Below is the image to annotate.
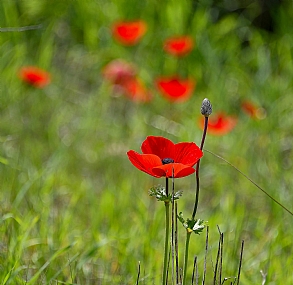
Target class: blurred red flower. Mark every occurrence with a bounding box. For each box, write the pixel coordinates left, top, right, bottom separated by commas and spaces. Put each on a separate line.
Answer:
241, 100, 258, 118
163, 36, 194, 56
112, 20, 147, 46
156, 76, 195, 102
123, 78, 152, 103
200, 112, 237, 135
127, 136, 203, 178
102, 60, 151, 103
102, 59, 136, 85
241, 100, 266, 119
19, 66, 51, 88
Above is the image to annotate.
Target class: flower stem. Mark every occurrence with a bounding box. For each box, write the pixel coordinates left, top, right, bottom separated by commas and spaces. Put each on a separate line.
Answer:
182, 231, 192, 285
192, 116, 209, 220
163, 179, 170, 285
163, 201, 170, 285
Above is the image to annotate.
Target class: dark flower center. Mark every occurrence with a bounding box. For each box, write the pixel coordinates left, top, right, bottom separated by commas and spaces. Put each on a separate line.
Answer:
162, 158, 174, 165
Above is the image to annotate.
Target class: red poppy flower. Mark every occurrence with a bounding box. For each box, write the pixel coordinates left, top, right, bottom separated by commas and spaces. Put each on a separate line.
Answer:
123, 78, 152, 103
156, 76, 195, 102
19, 66, 51, 88
112, 20, 147, 46
241, 100, 266, 119
127, 136, 203, 178
199, 112, 237, 135
163, 36, 194, 56
102, 59, 136, 85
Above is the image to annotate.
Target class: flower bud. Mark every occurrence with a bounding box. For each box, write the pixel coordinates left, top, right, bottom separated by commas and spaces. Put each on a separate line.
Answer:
201, 98, 212, 117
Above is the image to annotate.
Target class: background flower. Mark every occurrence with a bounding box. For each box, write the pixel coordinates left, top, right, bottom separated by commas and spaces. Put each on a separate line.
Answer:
19, 66, 51, 88
112, 20, 147, 45
122, 78, 152, 103
102, 59, 136, 85
241, 100, 266, 119
163, 36, 194, 56
156, 76, 195, 102
200, 112, 237, 135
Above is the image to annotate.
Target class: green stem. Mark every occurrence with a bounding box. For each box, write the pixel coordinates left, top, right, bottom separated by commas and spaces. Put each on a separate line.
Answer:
182, 231, 192, 285
163, 201, 170, 285
192, 116, 209, 220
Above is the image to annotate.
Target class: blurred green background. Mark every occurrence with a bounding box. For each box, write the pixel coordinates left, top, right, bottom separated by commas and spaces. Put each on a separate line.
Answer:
1, 0, 293, 284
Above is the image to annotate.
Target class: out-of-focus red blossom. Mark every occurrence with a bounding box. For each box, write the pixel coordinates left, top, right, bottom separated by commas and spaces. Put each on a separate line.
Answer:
163, 36, 194, 56
156, 76, 195, 102
200, 112, 237, 135
102, 59, 136, 85
102, 59, 151, 103
127, 136, 203, 178
123, 78, 152, 103
19, 66, 51, 88
241, 100, 266, 119
112, 20, 147, 46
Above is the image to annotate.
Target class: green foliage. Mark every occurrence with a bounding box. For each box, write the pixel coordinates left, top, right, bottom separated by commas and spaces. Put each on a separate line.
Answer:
177, 212, 205, 235
149, 184, 183, 202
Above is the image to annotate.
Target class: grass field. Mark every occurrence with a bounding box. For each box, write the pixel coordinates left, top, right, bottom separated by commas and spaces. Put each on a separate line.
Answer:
1, 0, 293, 284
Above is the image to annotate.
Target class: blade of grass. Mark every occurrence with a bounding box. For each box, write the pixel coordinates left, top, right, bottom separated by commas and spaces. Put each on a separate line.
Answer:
205, 149, 293, 217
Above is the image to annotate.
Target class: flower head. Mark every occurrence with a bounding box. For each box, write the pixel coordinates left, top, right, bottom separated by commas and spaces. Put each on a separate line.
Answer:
163, 36, 194, 56
199, 112, 237, 135
127, 136, 203, 178
112, 20, 147, 46
201, 98, 212, 117
156, 76, 195, 102
19, 66, 51, 88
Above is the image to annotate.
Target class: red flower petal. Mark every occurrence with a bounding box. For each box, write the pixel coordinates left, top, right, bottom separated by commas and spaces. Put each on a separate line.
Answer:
200, 112, 237, 135
153, 163, 195, 178
163, 36, 194, 56
174, 142, 203, 166
141, 136, 175, 160
127, 150, 162, 177
122, 78, 152, 103
156, 76, 195, 102
112, 20, 147, 46
128, 136, 202, 179
19, 66, 51, 88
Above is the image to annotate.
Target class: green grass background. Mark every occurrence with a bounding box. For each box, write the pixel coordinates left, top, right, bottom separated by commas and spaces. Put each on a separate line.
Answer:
1, 0, 293, 284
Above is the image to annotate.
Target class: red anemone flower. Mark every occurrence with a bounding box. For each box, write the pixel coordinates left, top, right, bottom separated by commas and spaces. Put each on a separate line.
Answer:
127, 136, 203, 178
112, 20, 147, 46
102, 59, 136, 85
163, 36, 194, 56
123, 78, 152, 103
156, 76, 195, 102
19, 66, 51, 88
199, 112, 237, 135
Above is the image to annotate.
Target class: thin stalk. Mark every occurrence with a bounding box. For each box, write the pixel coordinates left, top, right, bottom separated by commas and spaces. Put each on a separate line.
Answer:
192, 116, 208, 220
202, 226, 209, 285
236, 240, 244, 285
175, 202, 179, 285
163, 178, 170, 285
191, 256, 197, 285
205, 149, 293, 217
136, 261, 140, 285
171, 178, 175, 284
182, 231, 192, 285
219, 233, 223, 284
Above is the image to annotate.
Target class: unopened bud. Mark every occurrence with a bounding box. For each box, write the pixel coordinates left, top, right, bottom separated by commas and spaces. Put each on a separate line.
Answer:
201, 98, 212, 117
